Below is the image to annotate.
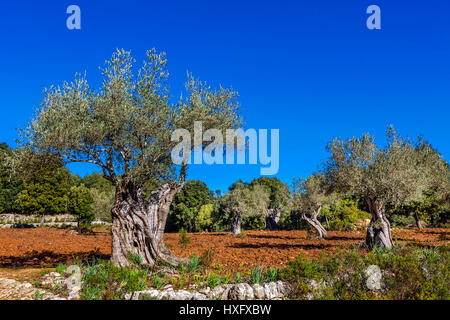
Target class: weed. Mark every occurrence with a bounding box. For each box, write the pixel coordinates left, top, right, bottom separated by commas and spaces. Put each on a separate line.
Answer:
264, 267, 280, 282
249, 266, 264, 284
178, 228, 191, 248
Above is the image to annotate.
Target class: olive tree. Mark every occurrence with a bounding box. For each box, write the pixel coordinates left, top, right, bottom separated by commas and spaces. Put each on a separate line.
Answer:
325, 127, 449, 248
292, 174, 337, 239
222, 184, 270, 236
250, 177, 291, 230
20, 49, 241, 266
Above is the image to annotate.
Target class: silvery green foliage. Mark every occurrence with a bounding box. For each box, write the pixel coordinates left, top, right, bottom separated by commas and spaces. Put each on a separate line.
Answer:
291, 173, 338, 215
324, 126, 449, 209
21, 49, 242, 188
222, 184, 271, 219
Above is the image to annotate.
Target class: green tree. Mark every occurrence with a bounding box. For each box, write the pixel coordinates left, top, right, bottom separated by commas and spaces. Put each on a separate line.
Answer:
15, 154, 70, 222
89, 188, 115, 223
0, 143, 23, 213
168, 180, 214, 232
291, 173, 338, 239
68, 184, 94, 233
324, 126, 449, 248
196, 203, 214, 231
21, 49, 241, 266
322, 198, 370, 231
221, 184, 270, 236
250, 177, 291, 230
83, 172, 114, 194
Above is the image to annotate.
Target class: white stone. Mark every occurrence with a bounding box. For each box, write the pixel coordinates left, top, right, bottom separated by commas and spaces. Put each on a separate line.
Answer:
252, 284, 265, 299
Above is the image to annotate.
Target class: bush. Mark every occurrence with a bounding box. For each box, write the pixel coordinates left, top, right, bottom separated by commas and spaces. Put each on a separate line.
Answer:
196, 204, 214, 231
89, 188, 114, 222
282, 245, 449, 300
178, 228, 191, 248
168, 180, 214, 232
249, 266, 264, 284
200, 248, 215, 269
323, 199, 370, 231
68, 184, 94, 233
81, 260, 148, 300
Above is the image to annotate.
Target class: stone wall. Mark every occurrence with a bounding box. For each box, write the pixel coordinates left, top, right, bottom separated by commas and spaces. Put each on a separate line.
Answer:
127, 281, 293, 300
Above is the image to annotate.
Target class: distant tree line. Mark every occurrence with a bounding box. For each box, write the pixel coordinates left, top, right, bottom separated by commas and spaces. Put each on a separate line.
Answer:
0, 143, 114, 231
1, 126, 449, 240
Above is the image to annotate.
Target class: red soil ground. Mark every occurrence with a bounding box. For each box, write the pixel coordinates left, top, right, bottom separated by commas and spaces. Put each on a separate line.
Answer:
0, 228, 448, 272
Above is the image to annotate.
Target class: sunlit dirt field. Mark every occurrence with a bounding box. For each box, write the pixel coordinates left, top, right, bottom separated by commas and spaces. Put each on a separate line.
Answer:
0, 228, 448, 273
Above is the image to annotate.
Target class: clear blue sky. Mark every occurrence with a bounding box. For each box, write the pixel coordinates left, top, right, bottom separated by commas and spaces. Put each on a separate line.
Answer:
1, 0, 449, 192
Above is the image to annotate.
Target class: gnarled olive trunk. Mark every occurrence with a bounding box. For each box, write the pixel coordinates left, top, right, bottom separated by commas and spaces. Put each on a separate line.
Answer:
265, 208, 281, 230
301, 206, 327, 239
110, 182, 184, 267
231, 212, 242, 236
366, 199, 393, 249
414, 212, 425, 231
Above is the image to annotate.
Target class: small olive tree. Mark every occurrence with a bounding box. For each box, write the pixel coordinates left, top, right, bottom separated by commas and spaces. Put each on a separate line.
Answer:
250, 177, 291, 230
325, 127, 449, 248
222, 184, 270, 236
21, 49, 241, 266
292, 174, 337, 239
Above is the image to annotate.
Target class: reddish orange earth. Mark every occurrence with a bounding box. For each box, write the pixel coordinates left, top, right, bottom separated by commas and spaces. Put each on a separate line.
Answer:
0, 228, 448, 273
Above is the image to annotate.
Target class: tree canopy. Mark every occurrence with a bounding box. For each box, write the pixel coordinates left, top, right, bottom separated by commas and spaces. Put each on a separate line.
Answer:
21, 48, 242, 191
168, 180, 214, 232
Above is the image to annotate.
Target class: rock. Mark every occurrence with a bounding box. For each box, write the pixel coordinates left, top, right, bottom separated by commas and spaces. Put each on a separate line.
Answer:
68, 285, 81, 299
47, 272, 62, 279
228, 284, 247, 300
136, 289, 160, 300
208, 285, 225, 299
129, 281, 291, 301
228, 283, 255, 300
191, 292, 207, 300
305, 279, 326, 300
199, 287, 211, 295
276, 281, 290, 296
365, 265, 382, 291
262, 282, 282, 299
244, 283, 255, 299
252, 284, 265, 299
221, 285, 232, 300
174, 290, 193, 300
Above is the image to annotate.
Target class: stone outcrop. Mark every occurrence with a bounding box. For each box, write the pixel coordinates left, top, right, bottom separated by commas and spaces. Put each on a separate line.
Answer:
129, 281, 293, 300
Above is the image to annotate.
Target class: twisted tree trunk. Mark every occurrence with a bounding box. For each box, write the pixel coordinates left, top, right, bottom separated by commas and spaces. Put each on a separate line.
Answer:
301, 206, 327, 239
366, 198, 393, 249
414, 212, 425, 231
265, 208, 281, 230
231, 212, 242, 236
110, 179, 186, 267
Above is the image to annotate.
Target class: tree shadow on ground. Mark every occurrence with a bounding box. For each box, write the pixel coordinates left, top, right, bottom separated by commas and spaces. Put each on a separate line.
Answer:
326, 235, 362, 241
245, 234, 298, 240
0, 249, 110, 268
229, 242, 337, 250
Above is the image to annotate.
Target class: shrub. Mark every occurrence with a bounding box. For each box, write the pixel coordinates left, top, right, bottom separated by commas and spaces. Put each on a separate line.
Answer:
89, 188, 114, 222
282, 245, 449, 300
264, 267, 280, 282
196, 203, 214, 231
200, 248, 215, 269
80, 260, 148, 300
322, 199, 370, 231
68, 184, 94, 233
249, 266, 264, 284
187, 255, 202, 272
178, 228, 191, 248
